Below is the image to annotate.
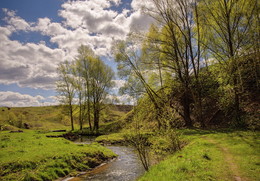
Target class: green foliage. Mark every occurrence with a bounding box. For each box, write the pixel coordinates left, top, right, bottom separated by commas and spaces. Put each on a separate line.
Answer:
57, 45, 115, 132
148, 129, 185, 162
124, 132, 151, 171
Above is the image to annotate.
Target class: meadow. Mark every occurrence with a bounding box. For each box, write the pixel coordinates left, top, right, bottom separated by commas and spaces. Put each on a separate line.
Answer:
0, 105, 259, 181
0, 130, 116, 181
0, 105, 127, 181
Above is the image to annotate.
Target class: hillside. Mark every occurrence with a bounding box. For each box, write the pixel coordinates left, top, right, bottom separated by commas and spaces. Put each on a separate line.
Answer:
0, 104, 131, 131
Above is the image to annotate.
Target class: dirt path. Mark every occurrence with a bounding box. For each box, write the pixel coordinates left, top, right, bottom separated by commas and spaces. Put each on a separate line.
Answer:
204, 137, 247, 181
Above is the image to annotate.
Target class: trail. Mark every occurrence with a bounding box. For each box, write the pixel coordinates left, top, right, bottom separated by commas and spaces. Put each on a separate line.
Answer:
204, 137, 247, 181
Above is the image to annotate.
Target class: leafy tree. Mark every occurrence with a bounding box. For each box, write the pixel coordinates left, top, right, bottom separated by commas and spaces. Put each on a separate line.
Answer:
142, 0, 207, 127
56, 61, 76, 131
198, 0, 258, 124
76, 45, 97, 131
89, 56, 114, 133
57, 45, 114, 133
113, 38, 165, 129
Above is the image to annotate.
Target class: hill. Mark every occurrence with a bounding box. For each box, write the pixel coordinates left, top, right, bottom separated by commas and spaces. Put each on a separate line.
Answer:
0, 104, 131, 131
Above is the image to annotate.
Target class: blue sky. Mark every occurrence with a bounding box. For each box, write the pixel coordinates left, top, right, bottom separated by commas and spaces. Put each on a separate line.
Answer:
0, 0, 153, 107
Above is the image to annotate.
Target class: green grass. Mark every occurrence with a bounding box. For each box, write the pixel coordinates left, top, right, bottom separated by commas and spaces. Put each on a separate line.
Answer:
0, 105, 129, 131
0, 130, 116, 181
139, 129, 260, 181
207, 130, 260, 180
95, 133, 125, 144
0, 106, 71, 130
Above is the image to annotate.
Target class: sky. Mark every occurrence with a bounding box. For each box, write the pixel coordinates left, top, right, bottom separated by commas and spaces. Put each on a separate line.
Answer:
0, 0, 154, 107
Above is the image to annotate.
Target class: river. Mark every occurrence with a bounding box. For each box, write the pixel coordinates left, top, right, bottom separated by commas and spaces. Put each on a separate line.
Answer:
63, 136, 145, 181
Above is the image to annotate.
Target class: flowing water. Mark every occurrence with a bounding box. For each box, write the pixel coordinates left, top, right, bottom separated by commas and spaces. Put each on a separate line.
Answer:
65, 137, 145, 181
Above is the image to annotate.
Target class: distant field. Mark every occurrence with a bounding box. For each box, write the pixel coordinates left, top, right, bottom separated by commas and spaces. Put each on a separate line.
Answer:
0, 105, 131, 131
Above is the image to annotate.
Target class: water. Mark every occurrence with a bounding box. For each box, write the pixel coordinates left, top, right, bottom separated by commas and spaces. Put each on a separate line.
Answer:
68, 137, 145, 181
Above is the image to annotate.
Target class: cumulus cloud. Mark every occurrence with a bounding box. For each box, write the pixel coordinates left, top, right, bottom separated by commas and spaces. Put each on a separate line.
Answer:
0, 32, 65, 89
0, 91, 58, 107
111, 79, 126, 92
107, 93, 135, 105
0, 0, 156, 106
2, 8, 31, 32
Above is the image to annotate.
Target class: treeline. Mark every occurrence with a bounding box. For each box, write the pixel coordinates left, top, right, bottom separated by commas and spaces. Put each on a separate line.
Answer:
113, 0, 259, 129
56, 45, 114, 133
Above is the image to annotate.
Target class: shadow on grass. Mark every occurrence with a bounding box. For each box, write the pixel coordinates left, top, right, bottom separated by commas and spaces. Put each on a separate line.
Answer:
179, 128, 252, 136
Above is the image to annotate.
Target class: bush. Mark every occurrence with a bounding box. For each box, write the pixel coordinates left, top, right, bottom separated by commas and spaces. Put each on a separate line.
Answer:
150, 130, 185, 157
124, 133, 150, 171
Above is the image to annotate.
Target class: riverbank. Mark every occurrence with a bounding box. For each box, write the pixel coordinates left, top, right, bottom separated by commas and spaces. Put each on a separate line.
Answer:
139, 129, 260, 181
94, 129, 259, 180
0, 130, 116, 181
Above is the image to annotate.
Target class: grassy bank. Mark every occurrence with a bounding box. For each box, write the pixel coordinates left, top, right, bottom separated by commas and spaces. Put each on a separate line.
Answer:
0, 130, 116, 181
139, 130, 260, 181
95, 133, 125, 144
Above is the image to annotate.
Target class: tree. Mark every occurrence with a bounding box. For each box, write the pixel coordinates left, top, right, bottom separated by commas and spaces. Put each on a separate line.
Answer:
58, 45, 115, 133
113, 38, 164, 129
56, 61, 76, 131
71, 60, 85, 130
199, 0, 258, 124
89, 57, 114, 133
76, 45, 98, 131
142, 0, 207, 127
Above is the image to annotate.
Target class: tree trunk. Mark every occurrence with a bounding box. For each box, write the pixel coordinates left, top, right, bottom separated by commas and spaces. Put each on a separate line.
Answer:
87, 81, 92, 131
232, 60, 241, 125
234, 78, 241, 125
182, 91, 193, 128
79, 92, 83, 130
93, 109, 99, 134
198, 97, 205, 128
69, 104, 74, 131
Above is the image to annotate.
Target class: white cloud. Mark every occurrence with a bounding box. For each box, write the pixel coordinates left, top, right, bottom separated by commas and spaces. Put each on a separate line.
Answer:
33, 17, 69, 36
2, 8, 31, 32
128, 10, 154, 32
107, 93, 135, 105
0, 91, 57, 107
0, 0, 156, 106
0, 32, 66, 89
131, 0, 155, 11
59, 0, 115, 30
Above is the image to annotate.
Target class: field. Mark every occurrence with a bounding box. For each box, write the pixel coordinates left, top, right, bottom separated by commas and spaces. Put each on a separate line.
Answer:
0, 105, 129, 180
0, 105, 128, 131
0, 130, 116, 181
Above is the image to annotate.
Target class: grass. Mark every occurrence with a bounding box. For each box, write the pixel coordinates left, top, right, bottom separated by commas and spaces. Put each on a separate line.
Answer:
95, 133, 125, 144
0, 130, 116, 181
0, 105, 129, 131
139, 129, 260, 181
206, 130, 260, 180
0, 106, 71, 130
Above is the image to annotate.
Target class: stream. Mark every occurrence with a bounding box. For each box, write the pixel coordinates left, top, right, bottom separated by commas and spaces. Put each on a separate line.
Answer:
64, 136, 145, 181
